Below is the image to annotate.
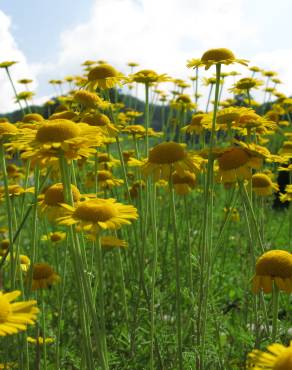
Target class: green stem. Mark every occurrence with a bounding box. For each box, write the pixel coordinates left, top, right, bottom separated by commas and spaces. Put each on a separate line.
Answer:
272, 283, 279, 341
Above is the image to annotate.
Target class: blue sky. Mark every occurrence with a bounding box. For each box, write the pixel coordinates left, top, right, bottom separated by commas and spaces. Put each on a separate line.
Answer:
1, 0, 292, 113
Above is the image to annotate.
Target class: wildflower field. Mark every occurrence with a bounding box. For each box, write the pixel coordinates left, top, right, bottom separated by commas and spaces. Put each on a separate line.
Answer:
0, 49, 292, 369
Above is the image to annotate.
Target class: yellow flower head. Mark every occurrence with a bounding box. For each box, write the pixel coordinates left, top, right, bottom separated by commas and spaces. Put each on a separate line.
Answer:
172, 171, 197, 195
0, 290, 39, 336
57, 198, 138, 234
0, 61, 18, 69
87, 64, 124, 90
187, 48, 248, 70
31, 263, 60, 290
143, 141, 203, 181
73, 90, 102, 108
230, 77, 263, 93
251, 173, 279, 196
0, 122, 18, 142
252, 250, 292, 294
27, 336, 55, 345
131, 69, 170, 84
22, 114, 44, 123
81, 112, 118, 137
247, 341, 292, 369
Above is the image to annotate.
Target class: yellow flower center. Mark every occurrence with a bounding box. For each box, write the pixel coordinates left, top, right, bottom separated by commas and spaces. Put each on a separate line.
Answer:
33, 263, 54, 280
83, 113, 110, 126
149, 142, 186, 164
217, 112, 241, 125
98, 171, 112, 181
236, 78, 257, 90
74, 200, 118, 222
201, 48, 235, 63
252, 174, 272, 188
74, 90, 101, 107
88, 64, 118, 80
256, 250, 292, 278
176, 95, 191, 104
274, 347, 292, 370
0, 239, 9, 250
50, 233, 63, 242
218, 148, 250, 171
0, 122, 18, 137
0, 296, 11, 323
98, 153, 110, 162
282, 142, 292, 151
44, 183, 80, 206
36, 120, 81, 143
22, 113, 43, 123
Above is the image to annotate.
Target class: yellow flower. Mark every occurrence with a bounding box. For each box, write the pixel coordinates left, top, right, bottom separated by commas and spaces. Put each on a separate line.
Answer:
0, 61, 17, 69
172, 171, 197, 195
41, 231, 66, 244
187, 48, 248, 70
19, 119, 104, 165
81, 112, 118, 137
100, 236, 128, 250
229, 77, 263, 92
252, 250, 292, 294
279, 141, 292, 159
87, 64, 124, 90
0, 122, 18, 142
280, 185, 292, 203
27, 336, 55, 345
57, 198, 138, 234
247, 341, 292, 369
74, 90, 102, 108
39, 183, 80, 220
22, 113, 44, 123
181, 113, 207, 135
216, 146, 265, 183
131, 69, 170, 84
142, 141, 203, 181
31, 263, 60, 290
0, 290, 39, 336
5, 254, 31, 272
86, 170, 123, 190
251, 173, 279, 196
170, 94, 196, 111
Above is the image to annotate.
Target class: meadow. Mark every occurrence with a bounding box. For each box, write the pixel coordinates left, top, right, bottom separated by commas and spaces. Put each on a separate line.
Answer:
0, 48, 291, 369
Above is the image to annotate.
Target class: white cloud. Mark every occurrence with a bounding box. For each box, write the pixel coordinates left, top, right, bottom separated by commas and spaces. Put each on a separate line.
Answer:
0, 10, 39, 114
57, 0, 257, 78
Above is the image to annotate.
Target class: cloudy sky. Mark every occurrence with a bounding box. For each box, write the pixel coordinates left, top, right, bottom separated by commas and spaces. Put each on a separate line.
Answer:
0, 0, 292, 113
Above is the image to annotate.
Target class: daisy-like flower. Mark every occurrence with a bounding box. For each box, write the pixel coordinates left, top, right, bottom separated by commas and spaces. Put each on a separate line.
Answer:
0, 122, 18, 142
100, 236, 128, 250
15, 91, 34, 102
81, 112, 118, 137
39, 183, 81, 220
279, 141, 292, 159
131, 69, 170, 84
56, 198, 138, 235
0, 185, 34, 201
86, 170, 123, 190
215, 144, 270, 183
41, 231, 66, 244
172, 171, 197, 195
5, 254, 31, 272
142, 141, 203, 181
252, 250, 292, 294
229, 77, 263, 93
0, 290, 39, 336
0, 61, 18, 69
247, 341, 292, 369
86, 64, 124, 90
187, 48, 248, 70
251, 173, 279, 196
22, 113, 44, 123
181, 113, 207, 135
280, 185, 292, 203
18, 119, 104, 165
170, 94, 196, 111
73, 90, 102, 108
30, 263, 60, 290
